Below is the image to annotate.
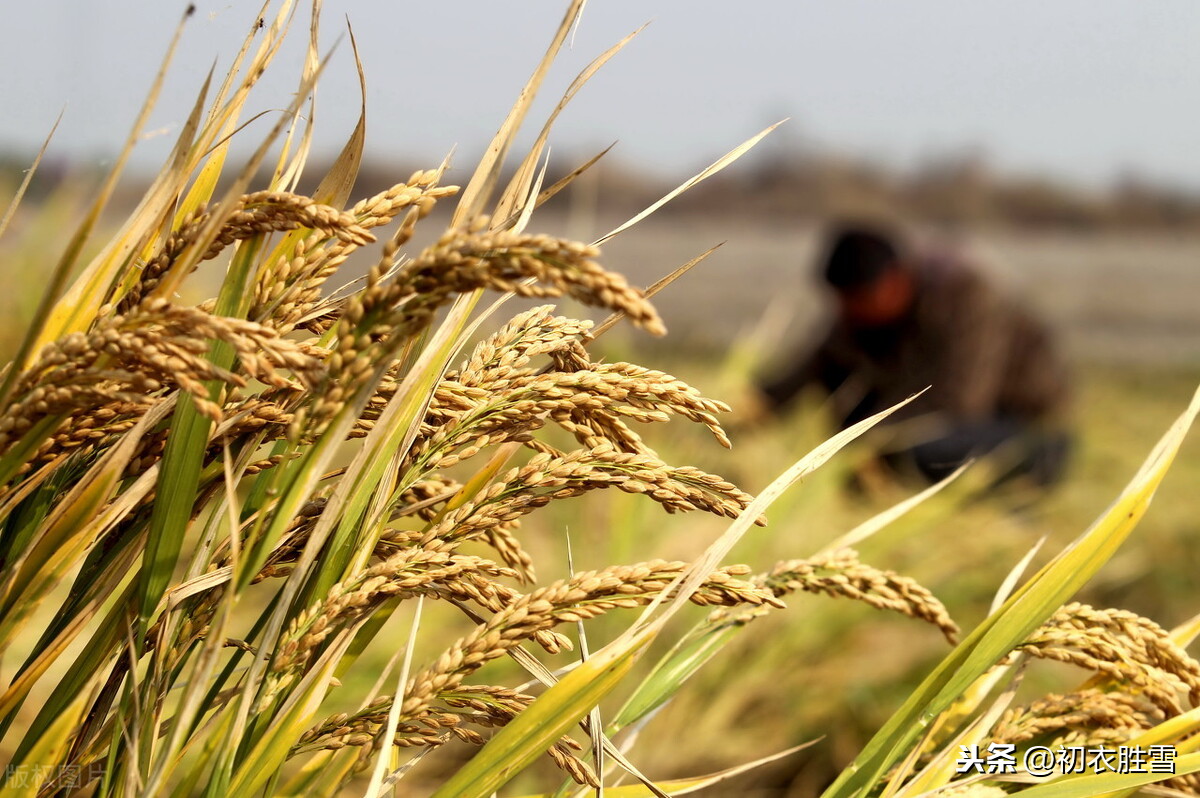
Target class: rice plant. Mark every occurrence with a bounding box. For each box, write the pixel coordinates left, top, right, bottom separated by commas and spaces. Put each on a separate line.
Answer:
2, 3, 1200, 798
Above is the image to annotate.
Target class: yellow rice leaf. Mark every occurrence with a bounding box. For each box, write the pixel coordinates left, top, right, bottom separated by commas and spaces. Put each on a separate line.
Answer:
592, 120, 784, 246
1084, 710, 1200, 798
592, 244, 723, 339
494, 143, 616, 230
1006, 751, 1200, 798
309, 23, 365, 208
148, 57, 327, 306
896, 543, 1042, 772
0, 112, 61, 242
429, 628, 654, 798
823, 384, 1200, 798
493, 25, 644, 229
453, 0, 587, 225
176, 1, 303, 222
0, 397, 174, 633
321, 290, 482, 587
512, 742, 815, 798
1170, 612, 1200, 648
0, 693, 91, 798
269, 3, 320, 192
0, 583, 130, 729
889, 667, 1023, 798
34, 13, 206, 354
276, 750, 358, 798
820, 462, 968, 555
1130, 708, 1200, 750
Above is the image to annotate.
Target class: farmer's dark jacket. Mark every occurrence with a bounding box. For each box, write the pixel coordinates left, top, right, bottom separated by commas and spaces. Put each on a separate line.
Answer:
760, 254, 1070, 433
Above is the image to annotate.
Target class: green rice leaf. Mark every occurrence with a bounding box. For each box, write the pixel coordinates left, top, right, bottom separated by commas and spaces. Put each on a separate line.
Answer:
822, 385, 1200, 798
430, 628, 654, 798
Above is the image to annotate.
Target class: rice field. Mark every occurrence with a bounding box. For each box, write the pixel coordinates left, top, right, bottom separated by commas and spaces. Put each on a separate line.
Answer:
2, 3, 1200, 797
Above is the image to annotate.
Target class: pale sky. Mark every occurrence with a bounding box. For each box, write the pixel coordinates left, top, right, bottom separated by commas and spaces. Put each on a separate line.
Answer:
4, 1, 1200, 190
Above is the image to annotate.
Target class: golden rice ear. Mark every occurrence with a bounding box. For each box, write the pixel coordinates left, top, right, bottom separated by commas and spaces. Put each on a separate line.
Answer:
25, 6, 201, 365
824, 385, 1200, 798
1016, 602, 1200, 715
759, 549, 960, 643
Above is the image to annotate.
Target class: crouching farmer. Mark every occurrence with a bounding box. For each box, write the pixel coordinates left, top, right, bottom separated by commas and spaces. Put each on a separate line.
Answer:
756, 224, 1072, 489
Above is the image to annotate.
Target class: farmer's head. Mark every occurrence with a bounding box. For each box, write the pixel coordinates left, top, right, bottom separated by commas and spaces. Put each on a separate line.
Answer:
822, 226, 915, 328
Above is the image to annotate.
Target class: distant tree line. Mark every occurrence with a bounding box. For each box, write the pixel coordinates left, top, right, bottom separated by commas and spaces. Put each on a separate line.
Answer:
7, 148, 1200, 232
654, 149, 1200, 231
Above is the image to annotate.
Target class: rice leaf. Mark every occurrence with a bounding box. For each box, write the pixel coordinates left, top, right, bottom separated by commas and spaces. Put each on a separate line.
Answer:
310, 22, 365, 208
0, 693, 92, 798
429, 627, 654, 798
452, 0, 587, 225
493, 25, 644, 229
821, 385, 1200, 798
0, 112, 61, 243
592, 121, 784, 246
517, 742, 815, 798
1008, 752, 1200, 798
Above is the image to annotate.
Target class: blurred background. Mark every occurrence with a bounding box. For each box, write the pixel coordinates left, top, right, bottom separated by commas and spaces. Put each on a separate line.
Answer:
5, 1, 1200, 361
3, 2, 1200, 795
